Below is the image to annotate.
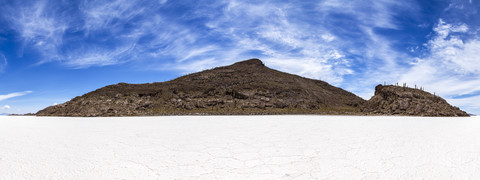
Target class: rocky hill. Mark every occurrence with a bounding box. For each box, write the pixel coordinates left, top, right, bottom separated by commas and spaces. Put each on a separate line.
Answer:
36, 59, 469, 117
362, 85, 468, 116
37, 59, 365, 116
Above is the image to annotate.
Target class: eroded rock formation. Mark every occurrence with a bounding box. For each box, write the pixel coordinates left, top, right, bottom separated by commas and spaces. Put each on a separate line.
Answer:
362, 85, 468, 116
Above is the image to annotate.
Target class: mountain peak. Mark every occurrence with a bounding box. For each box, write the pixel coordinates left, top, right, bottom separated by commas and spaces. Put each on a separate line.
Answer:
232, 58, 264, 67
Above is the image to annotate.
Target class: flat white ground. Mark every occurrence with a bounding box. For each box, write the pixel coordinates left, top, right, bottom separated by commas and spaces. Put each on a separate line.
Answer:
0, 115, 479, 179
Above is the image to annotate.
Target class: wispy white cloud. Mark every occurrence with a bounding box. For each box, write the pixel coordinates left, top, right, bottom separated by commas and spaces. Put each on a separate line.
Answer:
0, 91, 32, 101
1, 0, 414, 87
1, 0, 156, 67
1, 0, 479, 115
318, 0, 405, 30
177, 46, 218, 63
147, 0, 416, 90
62, 42, 138, 69
313, 0, 417, 97
0, 105, 10, 109
2, 1, 67, 61
399, 19, 480, 113
199, 0, 355, 84
5, 0, 215, 69
80, 0, 147, 33
1, 0, 461, 102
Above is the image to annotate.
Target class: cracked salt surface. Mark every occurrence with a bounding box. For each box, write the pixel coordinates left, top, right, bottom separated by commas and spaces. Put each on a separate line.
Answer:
0, 115, 479, 179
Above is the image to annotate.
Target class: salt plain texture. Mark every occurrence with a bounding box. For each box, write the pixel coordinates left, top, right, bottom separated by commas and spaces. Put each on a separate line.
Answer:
0, 115, 479, 179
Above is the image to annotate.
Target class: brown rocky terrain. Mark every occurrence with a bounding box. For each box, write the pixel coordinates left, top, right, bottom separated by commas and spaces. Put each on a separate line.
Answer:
362, 85, 468, 116
36, 59, 469, 117
37, 59, 365, 116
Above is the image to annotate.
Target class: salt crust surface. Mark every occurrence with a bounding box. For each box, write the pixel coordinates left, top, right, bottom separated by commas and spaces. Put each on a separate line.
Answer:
0, 115, 479, 179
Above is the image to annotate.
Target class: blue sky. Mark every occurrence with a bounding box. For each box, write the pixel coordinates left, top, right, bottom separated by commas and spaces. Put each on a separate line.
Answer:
0, 0, 480, 115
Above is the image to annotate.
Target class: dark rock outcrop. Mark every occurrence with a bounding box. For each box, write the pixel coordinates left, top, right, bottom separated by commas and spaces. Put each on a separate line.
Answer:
37, 59, 365, 116
362, 85, 468, 116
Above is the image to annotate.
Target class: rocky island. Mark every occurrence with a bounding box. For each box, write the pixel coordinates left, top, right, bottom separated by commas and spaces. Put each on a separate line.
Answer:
36, 59, 468, 117
363, 84, 468, 116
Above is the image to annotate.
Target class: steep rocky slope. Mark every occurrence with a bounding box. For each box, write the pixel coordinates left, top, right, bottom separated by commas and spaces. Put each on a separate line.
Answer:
362, 85, 468, 116
37, 59, 365, 116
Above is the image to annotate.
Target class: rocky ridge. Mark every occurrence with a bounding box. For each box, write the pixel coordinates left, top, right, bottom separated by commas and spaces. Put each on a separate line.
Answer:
37, 59, 365, 116
362, 85, 468, 116
36, 59, 469, 117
